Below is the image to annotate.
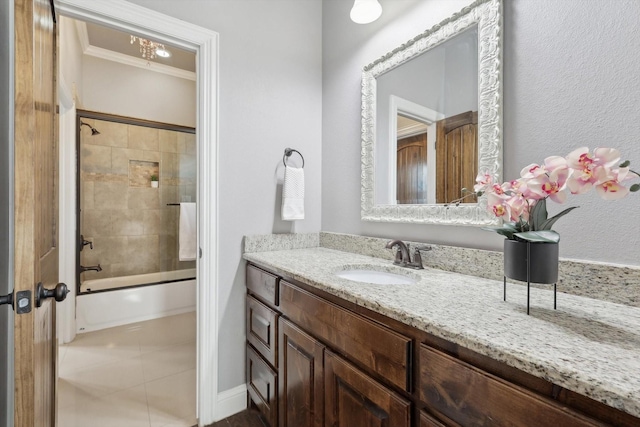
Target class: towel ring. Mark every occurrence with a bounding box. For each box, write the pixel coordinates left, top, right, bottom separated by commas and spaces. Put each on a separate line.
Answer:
283, 148, 304, 168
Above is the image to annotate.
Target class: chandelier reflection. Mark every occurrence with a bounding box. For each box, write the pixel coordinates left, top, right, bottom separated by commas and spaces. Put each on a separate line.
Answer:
130, 35, 166, 62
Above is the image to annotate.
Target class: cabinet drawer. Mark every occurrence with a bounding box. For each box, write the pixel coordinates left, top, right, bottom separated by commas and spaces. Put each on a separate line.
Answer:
247, 264, 279, 307
280, 280, 412, 392
247, 295, 278, 367
247, 345, 277, 427
419, 345, 602, 427
325, 350, 411, 427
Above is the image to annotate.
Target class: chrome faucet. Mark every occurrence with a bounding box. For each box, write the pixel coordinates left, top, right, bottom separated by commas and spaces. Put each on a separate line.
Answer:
80, 264, 102, 273
385, 240, 411, 265
385, 240, 432, 269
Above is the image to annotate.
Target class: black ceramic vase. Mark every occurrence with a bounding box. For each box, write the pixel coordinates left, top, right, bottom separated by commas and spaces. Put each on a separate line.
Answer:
503, 239, 559, 284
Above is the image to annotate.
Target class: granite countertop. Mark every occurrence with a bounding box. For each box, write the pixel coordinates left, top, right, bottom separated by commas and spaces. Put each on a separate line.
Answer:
243, 247, 640, 418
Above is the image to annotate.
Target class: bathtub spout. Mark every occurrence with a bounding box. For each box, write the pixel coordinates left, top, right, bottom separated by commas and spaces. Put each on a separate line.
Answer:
80, 264, 102, 273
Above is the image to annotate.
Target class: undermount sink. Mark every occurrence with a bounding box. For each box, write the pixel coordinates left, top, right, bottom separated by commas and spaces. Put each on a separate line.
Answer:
335, 268, 417, 285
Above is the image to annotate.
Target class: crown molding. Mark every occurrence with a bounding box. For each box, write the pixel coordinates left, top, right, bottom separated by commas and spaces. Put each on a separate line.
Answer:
74, 20, 196, 81
84, 44, 196, 81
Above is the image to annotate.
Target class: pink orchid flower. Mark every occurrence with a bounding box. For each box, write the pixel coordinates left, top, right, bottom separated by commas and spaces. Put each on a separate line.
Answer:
527, 167, 570, 203
520, 163, 546, 179
474, 171, 492, 192
520, 156, 566, 180
505, 194, 531, 222
487, 192, 510, 220
595, 167, 632, 200
566, 147, 621, 195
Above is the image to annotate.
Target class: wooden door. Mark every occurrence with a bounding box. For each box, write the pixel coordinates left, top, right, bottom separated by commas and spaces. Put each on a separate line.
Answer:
435, 111, 478, 204
396, 133, 428, 204
14, 0, 60, 426
324, 350, 411, 427
279, 318, 324, 427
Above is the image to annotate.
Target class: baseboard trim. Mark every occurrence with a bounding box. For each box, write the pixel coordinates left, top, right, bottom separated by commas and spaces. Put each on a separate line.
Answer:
215, 384, 247, 422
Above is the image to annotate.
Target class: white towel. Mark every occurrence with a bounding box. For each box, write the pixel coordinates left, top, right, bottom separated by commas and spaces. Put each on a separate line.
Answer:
282, 166, 305, 221
179, 202, 197, 261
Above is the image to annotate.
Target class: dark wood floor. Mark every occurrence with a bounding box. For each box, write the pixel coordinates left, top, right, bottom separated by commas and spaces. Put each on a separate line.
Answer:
201, 409, 267, 427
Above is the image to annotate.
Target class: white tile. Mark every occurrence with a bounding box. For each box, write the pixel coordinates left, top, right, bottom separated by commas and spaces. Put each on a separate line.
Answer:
157, 416, 198, 427
141, 341, 196, 383
57, 377, 103, 412
58, 384, 151, 427
146, 369, 197, 427
138, 314, 196, 353
60, 325, 142, 375
59, 356, 145, 397
57, 313, 197, 426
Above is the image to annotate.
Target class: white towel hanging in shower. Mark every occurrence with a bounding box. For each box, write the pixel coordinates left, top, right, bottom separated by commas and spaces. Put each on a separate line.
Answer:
179, 202, 197, 261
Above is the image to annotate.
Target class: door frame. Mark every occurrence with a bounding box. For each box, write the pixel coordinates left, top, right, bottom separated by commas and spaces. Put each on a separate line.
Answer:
387, 95, 443, 205
53, 0, 220, 424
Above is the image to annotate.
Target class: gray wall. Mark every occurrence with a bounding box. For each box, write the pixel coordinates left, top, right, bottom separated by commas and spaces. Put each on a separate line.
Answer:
322, 0, 640, 266
0, 0, 14, 425
124, 0, 323, 392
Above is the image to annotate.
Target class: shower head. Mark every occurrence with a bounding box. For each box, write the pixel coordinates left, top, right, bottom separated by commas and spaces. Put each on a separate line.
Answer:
80, 121, 100, 136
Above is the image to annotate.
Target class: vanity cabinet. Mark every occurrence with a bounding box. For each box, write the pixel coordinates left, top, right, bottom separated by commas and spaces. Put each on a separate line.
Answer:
246, 262, 640, 427
324, 350, 411, 427
419, 345, 601, 427
278, 318, 324, 427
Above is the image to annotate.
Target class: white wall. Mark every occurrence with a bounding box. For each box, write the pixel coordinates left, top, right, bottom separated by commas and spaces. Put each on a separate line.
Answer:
82, 56, 196, 127
322, 0, 640, 266
124, 0, 323, 392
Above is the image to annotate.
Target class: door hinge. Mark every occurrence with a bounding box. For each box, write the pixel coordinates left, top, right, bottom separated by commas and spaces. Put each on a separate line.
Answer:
0, 290, 32, 314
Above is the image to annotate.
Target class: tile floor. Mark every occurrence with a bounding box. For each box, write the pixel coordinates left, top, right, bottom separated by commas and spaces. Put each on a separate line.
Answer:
57, 312, 197, 427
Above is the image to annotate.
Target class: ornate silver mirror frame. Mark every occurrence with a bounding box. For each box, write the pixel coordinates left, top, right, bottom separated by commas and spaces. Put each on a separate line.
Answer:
361, 0, 503, 225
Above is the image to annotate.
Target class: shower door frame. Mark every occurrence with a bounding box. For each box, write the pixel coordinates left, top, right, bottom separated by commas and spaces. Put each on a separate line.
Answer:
75, 109, 196, 296
54, 0, 221, 425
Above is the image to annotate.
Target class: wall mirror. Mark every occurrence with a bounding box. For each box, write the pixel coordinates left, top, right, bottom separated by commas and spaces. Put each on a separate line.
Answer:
361, 0, 503, 225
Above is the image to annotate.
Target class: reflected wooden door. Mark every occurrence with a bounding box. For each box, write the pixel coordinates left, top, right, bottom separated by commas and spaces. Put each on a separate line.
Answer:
435, 111, 478, 204
14, 0, 60, 426
396, 133, 428, 204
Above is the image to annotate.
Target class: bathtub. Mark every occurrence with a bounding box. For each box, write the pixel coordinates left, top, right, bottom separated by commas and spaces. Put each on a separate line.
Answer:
76, 269, 196, 333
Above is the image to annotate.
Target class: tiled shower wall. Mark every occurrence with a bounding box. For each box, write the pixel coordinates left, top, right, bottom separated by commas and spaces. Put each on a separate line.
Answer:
79, 117, 196, 281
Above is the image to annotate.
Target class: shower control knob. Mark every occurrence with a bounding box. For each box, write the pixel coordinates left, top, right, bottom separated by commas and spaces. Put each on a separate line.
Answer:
35, 282, 69, 308
80, 234, 93, 251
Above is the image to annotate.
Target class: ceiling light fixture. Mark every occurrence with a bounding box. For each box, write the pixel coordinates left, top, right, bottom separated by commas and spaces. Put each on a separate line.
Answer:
350, 0, 382, 24
130, 35, 166, 62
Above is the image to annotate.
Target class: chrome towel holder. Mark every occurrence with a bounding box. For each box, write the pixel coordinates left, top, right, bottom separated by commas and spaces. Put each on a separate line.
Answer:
283, 148, 304, 168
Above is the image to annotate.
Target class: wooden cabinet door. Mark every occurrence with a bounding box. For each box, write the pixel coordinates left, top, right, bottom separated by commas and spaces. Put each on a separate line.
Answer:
13, 0, 61, 426
324, 350, 410, 427
279, 318, 324, 427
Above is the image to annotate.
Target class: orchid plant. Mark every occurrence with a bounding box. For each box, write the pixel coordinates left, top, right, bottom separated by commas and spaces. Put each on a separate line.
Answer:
470, 147, 640, 243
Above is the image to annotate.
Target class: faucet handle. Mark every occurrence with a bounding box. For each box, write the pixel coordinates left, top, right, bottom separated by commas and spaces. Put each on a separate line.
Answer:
415, 245, 432, 252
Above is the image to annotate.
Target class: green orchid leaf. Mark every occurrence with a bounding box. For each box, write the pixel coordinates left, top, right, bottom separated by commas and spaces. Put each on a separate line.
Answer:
529, 198, 548, 231
481, 226, 515, 240
514, 230, 560, 243
630, 183, 640, 192
620, 160, 631, 168
539, 206, 579, 230
502, 222, 518, 230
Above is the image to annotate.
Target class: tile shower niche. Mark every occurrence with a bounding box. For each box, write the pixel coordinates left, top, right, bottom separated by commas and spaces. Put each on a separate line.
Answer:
129, 160, 160, 187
